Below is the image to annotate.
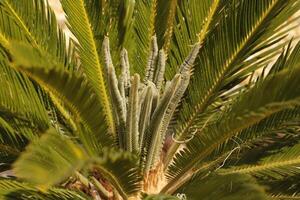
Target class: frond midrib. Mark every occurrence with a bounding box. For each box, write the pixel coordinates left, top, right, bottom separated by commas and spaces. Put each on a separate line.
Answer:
197, 0, 220, 44
3, 1, 39, 48
221, 157, 300, 175
71, 0, 115, 137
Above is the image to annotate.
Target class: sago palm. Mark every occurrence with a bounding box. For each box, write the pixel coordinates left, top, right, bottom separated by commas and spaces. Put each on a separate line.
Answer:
1, 0, 300, 199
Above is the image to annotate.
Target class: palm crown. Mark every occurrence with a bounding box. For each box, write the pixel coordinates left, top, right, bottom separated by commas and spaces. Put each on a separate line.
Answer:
1, 0, 300, 199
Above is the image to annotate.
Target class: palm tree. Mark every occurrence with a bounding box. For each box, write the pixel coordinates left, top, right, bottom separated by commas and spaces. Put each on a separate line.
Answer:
1, 0, 300, 199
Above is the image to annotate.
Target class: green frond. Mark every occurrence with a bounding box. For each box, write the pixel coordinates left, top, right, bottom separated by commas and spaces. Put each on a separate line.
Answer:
196, 108, 300, 177
143, 194, 178, 200
13, 128, 88, 190
171, 0, 300, 161
0, 0, 74, 69
8, 42, 113, 153
155, 0, 177, 53
0, 60, 49, 133
219, 142, 300, 180
0, 0, 78, 140
0, 0, 78, 146
271, 194, 300, 200
0, 115, 25, 150
75, 148, 141, 199
164, 61, 300, 193
177, 43, 300, 178
60, 0, 116, 137
0, 179, 88, 200
174, 173, 268, 200
13, 126, 140, 199
236, 107, 300, 147
166, 0, 223, 78
265, 173, 300, 198
1, 0, 300, 199
0, 117, 24, 171
0, 32, 8, 48
93, 148, 141, 199
118, 0, 136, 48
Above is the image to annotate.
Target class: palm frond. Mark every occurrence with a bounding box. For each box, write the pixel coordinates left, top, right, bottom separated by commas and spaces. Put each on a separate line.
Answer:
170, 0, 300, 163
175, 42, 300, 178
175, 42, 300, 179
143, 194, 178, 200
174, 173, 268, 200
0, 115, 25, 153
271, 194, 300, 200
266, 174, 300, 198
236, 107, 300, 147
13, 128, 88, 190
0, 0, 74, 69
0, 60, 49, 132
8, 41, 113, 153
0, 0, 78, 138
219, 142, 300, 180
155, 0, 177, 53
164, 60, 300, 193
14, 127, 140, 199
118, 0, 136, 48
60, 0, 116, 136
0, 179, 88, 200
1, 0, 300, 199
93, 148, 141, 199
166, 0, 223, 78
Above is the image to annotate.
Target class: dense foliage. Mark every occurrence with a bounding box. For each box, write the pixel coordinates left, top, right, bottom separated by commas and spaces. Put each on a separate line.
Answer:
1, 0, 300, 199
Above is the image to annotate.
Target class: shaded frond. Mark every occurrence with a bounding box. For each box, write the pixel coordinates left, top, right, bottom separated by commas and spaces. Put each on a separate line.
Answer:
266, 174, 300, 198
271, 194, 300, 200
220, 142, 300, 180
13, 128, 88, 189
0, 127, 23, 172
93, 148, 141, 199
155, 0, 178, 53
175, 173, 268, 200
143, 194, 178, 200
0, 62, 49, 132
166, 0, 223, 78
0, 179, 88, 200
